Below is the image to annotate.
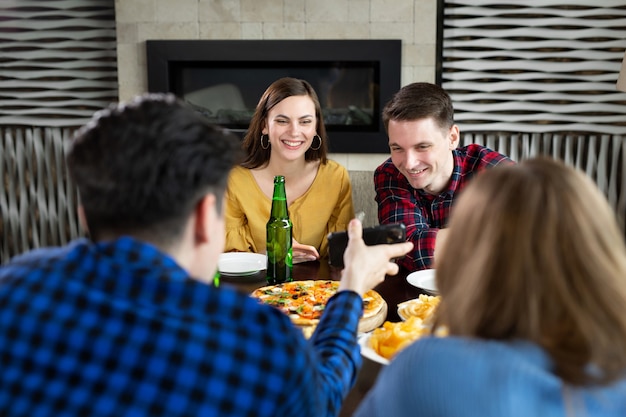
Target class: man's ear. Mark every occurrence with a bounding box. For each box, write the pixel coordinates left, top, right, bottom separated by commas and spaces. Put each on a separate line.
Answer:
193, 194, 217, 244
448, 124, 460, 150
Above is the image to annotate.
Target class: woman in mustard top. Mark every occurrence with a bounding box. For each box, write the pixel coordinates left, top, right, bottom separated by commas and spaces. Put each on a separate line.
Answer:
224, 77, 354, 261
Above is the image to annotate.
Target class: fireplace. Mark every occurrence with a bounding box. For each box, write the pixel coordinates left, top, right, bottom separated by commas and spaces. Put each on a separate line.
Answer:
146, 39, 401, 153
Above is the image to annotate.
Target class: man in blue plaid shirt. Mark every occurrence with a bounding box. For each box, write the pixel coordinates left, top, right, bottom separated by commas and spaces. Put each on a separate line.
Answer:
0, 94, 412, 417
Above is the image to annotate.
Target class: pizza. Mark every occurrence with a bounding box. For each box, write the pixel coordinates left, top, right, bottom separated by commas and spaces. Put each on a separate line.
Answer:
251, 280, 386, 336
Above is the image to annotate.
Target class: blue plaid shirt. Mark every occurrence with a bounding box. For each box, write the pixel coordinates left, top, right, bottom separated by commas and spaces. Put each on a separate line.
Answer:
0, 237, 363, 417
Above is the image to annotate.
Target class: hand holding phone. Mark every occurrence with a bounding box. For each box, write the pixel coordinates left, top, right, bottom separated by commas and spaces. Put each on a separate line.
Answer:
327, 223, 406, 268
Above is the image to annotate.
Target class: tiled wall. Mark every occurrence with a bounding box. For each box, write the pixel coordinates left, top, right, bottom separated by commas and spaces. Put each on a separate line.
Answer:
114, 0, 438, 170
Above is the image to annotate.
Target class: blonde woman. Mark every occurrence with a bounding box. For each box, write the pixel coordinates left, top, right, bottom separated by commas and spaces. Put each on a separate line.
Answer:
356, 157, 626, 416
225, 77, 354, 261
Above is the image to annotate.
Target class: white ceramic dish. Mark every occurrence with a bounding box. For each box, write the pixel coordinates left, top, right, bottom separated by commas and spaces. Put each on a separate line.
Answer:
358, 332, 390, 365
406, 269, 438, 294
218, 253, 266, 276
397, 294, 440, 322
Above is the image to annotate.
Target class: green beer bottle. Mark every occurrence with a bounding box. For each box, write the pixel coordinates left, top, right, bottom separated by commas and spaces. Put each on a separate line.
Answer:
266, 175, 293, 284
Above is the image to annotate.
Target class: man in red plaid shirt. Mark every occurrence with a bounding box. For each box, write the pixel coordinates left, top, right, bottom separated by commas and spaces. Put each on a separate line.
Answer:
375, 82, 513, 271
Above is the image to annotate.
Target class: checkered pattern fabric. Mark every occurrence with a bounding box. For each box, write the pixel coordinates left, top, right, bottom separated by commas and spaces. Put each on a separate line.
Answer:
375, 144, 513, 270
0, 237, 362, 417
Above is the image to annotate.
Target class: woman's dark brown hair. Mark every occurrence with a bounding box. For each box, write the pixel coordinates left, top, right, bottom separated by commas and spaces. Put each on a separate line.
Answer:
435, 157, 626, 386
241, 77, 328, 169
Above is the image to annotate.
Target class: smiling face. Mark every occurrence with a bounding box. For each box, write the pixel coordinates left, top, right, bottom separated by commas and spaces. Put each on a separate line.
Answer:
262, 95, 317, 162
388, 117, 459, 195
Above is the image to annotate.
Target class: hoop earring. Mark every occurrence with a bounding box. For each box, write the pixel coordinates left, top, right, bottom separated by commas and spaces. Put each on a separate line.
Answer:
310, 134, 322, 151
260, 134, 270, 150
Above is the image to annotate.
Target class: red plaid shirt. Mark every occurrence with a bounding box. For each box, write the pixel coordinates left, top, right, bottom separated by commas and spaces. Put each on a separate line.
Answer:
375, 144, 513, 271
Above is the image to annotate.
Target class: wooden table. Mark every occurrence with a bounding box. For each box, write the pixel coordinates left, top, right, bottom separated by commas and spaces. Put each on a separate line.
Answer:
220, 259, 428, 416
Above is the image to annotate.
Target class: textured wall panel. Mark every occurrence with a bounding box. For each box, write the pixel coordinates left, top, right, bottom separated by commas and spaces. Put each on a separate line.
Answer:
0, 0, 115, 262
0, 0, 118, 126
461, 132, 625, 228
1, 126, 81, 263
441, 1, 626, 134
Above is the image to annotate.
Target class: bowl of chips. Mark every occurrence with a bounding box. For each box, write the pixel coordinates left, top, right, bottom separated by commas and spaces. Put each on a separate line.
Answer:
361, 294, 443, 362
397, 294, 440, 322
367, 316, 431, 361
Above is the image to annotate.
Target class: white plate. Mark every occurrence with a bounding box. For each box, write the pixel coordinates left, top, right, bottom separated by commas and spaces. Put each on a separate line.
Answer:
218, 253, 266, 276
358, 332, 390, 365
406, 269, 438, 294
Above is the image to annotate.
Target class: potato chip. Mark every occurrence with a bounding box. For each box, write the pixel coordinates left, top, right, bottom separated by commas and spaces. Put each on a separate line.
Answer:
369, 316, 430, 360
397, 294, 440, 322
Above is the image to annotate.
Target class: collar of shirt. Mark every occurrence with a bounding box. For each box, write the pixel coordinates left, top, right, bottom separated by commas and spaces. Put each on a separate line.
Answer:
68, 236, 216, 314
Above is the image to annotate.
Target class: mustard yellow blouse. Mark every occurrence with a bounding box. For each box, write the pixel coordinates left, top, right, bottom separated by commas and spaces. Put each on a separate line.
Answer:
224, 160, 355, 258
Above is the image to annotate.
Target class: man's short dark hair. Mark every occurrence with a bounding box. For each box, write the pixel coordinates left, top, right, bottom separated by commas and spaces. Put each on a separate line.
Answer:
66, 93, 241, 246
382, 82, 454, 132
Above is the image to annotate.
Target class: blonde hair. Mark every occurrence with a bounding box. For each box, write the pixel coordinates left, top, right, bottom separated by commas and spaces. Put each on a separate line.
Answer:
435, 156, 626, 385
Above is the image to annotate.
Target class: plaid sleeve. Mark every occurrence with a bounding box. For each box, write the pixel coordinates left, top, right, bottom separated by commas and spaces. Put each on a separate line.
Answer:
277, 291, 364, 417
463, 144, 514, 171
375, 160, 438, 270
483, 147, 514, 166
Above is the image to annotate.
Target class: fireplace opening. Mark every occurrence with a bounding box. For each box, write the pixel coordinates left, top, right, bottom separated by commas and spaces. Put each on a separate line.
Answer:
146, 40, 401, 153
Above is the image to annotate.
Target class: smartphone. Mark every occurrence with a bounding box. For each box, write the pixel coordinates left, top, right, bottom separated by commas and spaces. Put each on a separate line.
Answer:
327, 223, 406, 268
